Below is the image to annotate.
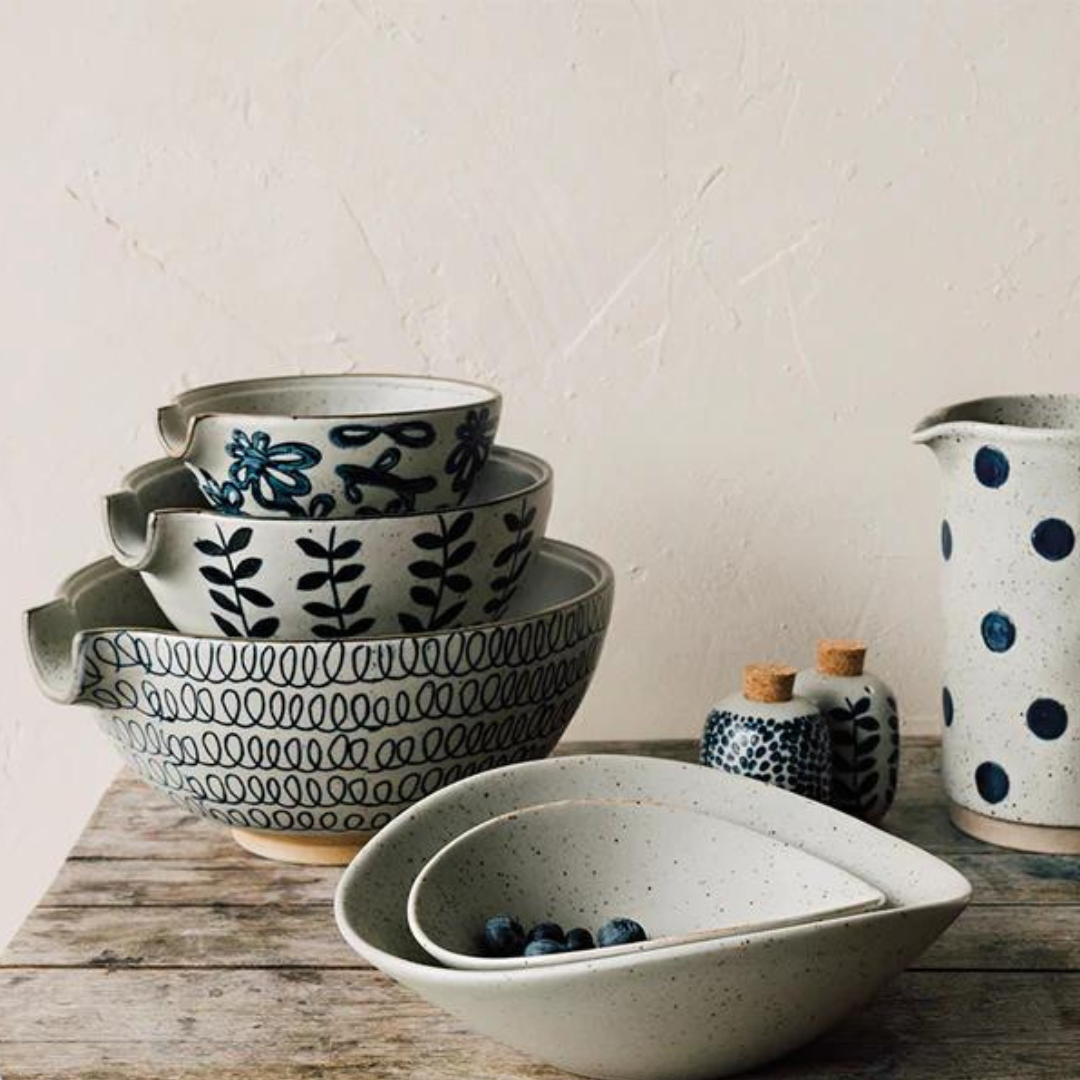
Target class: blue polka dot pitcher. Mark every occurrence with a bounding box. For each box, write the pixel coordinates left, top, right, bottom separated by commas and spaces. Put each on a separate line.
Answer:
914, 396, 1080, 853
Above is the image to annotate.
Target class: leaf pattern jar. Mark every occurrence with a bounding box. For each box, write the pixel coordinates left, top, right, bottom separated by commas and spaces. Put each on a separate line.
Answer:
795, 639, 899, 824
700, 664, 831, 802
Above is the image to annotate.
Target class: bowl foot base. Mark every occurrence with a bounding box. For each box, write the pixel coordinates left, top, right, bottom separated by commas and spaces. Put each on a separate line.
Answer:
231, 828, 372, 865
949, 803, 1080, 854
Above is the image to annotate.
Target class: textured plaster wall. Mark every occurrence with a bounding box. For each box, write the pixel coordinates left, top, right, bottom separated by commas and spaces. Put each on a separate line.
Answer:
3, 0, 1079, 946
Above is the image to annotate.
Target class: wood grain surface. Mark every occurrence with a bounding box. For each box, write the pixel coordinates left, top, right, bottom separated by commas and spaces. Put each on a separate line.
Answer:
1, 738, 1077, 1079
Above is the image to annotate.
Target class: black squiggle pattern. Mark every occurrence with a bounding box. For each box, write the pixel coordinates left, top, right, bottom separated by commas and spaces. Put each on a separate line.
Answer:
90, 637, 603, 733
81, 591, 610, 697
81, 582, 611, 834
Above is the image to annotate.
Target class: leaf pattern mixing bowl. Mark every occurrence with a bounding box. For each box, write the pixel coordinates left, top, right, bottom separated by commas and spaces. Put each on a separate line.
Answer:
105, 447, 552, 640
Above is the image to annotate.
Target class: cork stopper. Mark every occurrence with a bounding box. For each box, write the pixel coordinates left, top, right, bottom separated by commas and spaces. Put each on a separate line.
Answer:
743, 663, 797, 704
817, 639, 867, 677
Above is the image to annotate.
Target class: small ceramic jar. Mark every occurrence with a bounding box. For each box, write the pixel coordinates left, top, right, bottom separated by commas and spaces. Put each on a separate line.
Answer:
795, 639, 899, 824
700, 664, 831, 802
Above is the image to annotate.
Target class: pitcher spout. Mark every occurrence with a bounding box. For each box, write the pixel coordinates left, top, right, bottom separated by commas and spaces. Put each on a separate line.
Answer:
911, 404, 958, 449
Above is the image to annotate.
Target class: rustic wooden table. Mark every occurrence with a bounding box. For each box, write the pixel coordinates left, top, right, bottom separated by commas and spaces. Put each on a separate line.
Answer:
1, 738, 1077, 1079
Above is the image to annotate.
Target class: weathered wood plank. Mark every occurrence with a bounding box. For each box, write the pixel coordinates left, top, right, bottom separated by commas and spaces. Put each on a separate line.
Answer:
38, 849, 1080, 909
42, 860, 342, 907
7, 900, 1079, 973
0, 969, 1074, 1080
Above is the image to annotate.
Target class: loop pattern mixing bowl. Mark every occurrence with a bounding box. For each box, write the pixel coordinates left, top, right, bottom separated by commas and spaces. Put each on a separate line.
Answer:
25, 540, 613, 863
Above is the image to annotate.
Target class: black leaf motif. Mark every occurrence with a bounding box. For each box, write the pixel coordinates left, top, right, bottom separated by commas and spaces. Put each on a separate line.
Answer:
408, 560, 444, 579
431, 600, 467, 630
412, 533, 445, 551
212, 612, 241, 637
296, 537, 328, 559
333, 538, 362, 560
484, 499, 538, 618
294, 526, 373, 638
340, 585, 371, 616
445, 540, 477, 569
297, 571, 331, 591
446, 513, 473, 544
410, 585, 439, 608
398, 513, 476, 631
226, 527, 253, 553
232, 558, 262, 581
827, 693, 896, 818
194, 524, 277, 638
209, 589, 241, 615
237, 586, 274, 608
248, 617, 280, 639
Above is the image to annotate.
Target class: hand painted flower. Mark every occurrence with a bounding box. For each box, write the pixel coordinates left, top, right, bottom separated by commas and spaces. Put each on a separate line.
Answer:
225, 429, 321, 514
445, 408, 496, 497
197, 469, 245, 515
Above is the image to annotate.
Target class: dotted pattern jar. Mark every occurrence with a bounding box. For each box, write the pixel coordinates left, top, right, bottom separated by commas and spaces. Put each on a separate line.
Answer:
915, 395, 1080, 853
700, 663, 831, 802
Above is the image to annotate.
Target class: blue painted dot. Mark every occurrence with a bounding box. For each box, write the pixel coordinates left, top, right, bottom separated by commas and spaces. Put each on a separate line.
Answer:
941, 520, 953, 561
1026, 698, 1068, 740
974, 446, 1010, 488
1031, 518, 1075, 561
942, 686, 954, 727
975, 761, 1010, 804
981, 611, 1016, 653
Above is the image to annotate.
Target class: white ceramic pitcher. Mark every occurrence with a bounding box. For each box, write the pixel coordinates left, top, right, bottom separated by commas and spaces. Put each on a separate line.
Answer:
913, 395, 1080, 853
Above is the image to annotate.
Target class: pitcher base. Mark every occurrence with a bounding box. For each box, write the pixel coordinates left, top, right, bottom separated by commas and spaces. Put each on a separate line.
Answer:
950, 803, 1080, 854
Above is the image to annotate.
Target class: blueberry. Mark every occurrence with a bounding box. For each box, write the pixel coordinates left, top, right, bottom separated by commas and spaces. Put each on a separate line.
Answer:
524, 938, 568, 957
565, 927, 595, 951
482, 914, 525, 957
597, 917, 647, 948
526, 921, 566, 946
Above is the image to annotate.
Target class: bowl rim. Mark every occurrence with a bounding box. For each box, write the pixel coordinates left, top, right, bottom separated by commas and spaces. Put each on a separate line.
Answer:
405, 795, 887, 971
334, 754, 972, 987
170, 372, 500, 418
24, 540, 615, 703
158, 373, 502, 457
110, 445, 552, 535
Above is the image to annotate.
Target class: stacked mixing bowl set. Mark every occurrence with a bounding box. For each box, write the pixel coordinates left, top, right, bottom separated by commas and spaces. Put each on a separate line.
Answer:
26, 374, 615, 864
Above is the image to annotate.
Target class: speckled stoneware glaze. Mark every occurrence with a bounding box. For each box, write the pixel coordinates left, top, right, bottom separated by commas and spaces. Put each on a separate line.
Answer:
407, 797, 885, 971
105, 447, 551, 640
335, 754, 970, 1080
24, 542, 613, 864
795, 667, 899, 824
700, 690, 831, 801
914, 395, 1080, 852
157, 374, 502, 519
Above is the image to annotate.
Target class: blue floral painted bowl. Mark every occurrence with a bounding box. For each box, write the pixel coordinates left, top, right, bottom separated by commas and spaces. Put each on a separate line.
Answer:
24, 541, 613, 863
157, 374, 502, 519
105, 447, 552, 641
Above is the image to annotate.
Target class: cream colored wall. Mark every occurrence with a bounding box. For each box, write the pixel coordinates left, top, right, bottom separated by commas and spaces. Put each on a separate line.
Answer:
2, 0, 1077, 946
